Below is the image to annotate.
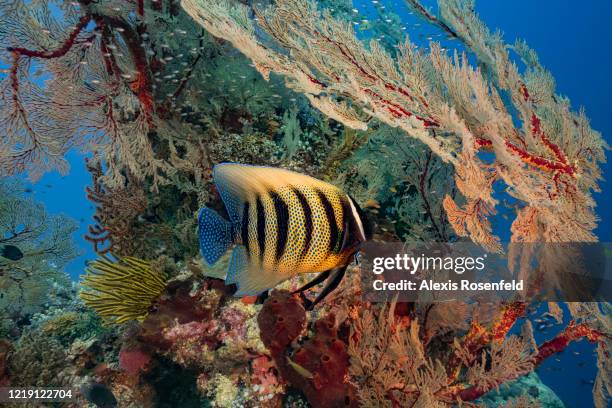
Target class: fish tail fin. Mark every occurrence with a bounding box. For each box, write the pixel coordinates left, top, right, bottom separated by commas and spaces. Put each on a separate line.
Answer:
198, 207, 233, 265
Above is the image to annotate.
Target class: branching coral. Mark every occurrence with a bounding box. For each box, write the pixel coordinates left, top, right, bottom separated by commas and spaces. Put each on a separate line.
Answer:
80, 256, 167, 325
0, 0, 222, 189
7, 330, 68, 388
336, 124, 455, 242
84, 158, 147, 255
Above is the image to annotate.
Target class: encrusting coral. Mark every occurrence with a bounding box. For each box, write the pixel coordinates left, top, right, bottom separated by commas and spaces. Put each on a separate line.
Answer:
80, 256, 168, 325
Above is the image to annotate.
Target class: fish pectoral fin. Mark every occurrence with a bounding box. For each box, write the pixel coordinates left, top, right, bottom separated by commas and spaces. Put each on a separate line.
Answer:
291, 269, 331, 294
307, 264, 348, 311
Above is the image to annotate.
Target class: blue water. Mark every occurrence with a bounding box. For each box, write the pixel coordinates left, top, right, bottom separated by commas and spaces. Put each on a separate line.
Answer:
16, 1, 609, 406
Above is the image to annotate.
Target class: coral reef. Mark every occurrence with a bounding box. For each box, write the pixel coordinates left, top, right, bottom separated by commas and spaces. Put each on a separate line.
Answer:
0, 179, 80, 321
0, 0, 608, 407
476, 372, 564, 408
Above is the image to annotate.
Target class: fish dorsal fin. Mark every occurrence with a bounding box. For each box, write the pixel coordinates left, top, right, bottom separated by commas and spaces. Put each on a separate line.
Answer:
213, 163, 333, 222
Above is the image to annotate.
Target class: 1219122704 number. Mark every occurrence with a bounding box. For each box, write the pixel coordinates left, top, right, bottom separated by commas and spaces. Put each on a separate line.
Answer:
0, 388, 75, 402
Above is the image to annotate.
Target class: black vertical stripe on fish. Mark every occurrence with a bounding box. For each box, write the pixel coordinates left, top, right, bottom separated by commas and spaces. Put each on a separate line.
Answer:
316, 189, 339, 254
256, 195, 267, 263
338, 196, 352, 253
340, 196, 361, 252
292, 188, 313, 261
270, 191, 289, 262
241, 202, 250, 258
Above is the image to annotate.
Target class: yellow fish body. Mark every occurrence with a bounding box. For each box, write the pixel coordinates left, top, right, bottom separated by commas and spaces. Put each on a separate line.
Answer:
198, 163, 370, 295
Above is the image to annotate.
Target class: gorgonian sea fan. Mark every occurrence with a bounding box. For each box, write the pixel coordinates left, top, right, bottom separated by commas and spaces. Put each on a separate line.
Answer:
181, 0, 606, 248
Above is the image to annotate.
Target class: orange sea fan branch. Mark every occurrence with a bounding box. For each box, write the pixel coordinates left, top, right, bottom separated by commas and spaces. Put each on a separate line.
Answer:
490, 302, 527, 343
533, 321, 608, 366
454, 320, 608, 402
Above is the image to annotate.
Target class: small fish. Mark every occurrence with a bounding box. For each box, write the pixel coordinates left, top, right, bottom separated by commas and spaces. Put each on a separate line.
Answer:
198, 164, 371, 298
80, 382, 117, 408
363, 198, 381, 209
0, 245, 23, 261
580, 379, 595, 386
286, 356, 314, 379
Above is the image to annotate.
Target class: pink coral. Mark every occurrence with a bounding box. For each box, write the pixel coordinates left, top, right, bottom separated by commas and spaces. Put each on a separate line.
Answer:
118, 349, 151, 376
162, 320, 219, 345
218, 305, 249, 342
251, 356, 281, 396
161, 320, 220, 367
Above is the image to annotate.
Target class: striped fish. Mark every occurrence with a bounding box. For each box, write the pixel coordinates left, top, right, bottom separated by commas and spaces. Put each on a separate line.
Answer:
198, 163, 370, 297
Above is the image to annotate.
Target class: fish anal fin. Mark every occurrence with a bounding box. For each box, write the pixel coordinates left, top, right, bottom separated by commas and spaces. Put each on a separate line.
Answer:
226, 245, 284, 296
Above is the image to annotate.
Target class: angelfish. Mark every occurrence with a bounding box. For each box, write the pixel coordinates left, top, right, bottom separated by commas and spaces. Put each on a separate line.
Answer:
198, 163, 371, 307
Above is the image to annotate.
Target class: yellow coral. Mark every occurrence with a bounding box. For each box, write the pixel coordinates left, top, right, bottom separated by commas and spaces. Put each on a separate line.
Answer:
41, 312, 80, 334
79, 256, 167, 325
210, 374, 239, 408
